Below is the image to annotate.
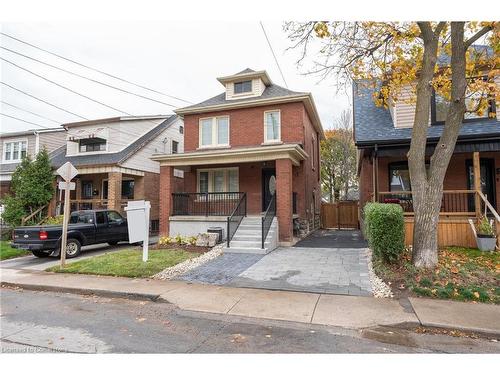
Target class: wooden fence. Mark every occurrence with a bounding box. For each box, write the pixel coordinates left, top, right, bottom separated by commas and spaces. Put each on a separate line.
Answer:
321, 201, 359, 229
404, 218, 476, 248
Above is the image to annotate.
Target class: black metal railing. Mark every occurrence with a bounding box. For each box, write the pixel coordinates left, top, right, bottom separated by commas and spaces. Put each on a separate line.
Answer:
226, 193, 247, 247
172, 192, 244, 216
261, 193, 276, 248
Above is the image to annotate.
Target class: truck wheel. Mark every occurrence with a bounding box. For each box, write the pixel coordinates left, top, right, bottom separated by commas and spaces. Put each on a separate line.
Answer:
32, 250, 51, 258
64, 239, 81, 258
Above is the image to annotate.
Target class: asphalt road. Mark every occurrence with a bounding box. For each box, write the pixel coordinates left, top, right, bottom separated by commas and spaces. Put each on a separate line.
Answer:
1, 288, 499, 353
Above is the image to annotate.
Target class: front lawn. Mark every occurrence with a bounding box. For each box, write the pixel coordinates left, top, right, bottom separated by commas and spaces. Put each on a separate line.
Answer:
0, 240, 30, 260
46, 248, 199, 278
374, 247, 500, 304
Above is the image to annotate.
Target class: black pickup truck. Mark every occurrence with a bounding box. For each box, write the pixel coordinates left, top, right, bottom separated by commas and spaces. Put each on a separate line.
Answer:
12, 209, 129, 258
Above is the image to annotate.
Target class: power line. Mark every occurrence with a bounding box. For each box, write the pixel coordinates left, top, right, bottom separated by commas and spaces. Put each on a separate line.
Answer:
1, 56, 132, 116
1, 81, 88, 120
2, 81, 172, 140
0, 31, 194, 105
1, 46, 179, 108
259, 21, 288, 88
1, 100, 61, 124
1, 112, 53, 129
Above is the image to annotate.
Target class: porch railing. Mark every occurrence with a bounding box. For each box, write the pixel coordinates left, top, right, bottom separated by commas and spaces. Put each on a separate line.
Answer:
377, 190, 477, 215
55, 199, 130, 215
226, 193, 247, 247
261, 193, 276, 248
172, 192, 245, 216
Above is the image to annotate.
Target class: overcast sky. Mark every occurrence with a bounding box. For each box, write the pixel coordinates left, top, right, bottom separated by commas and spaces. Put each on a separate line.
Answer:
0, 21, 350, 133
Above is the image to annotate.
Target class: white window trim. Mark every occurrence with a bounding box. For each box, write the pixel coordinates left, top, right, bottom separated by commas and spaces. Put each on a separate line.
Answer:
233, 80, 253, 95
263, 110, 281, 144
196, 167, 239, 193
198, 116, 230, 149
172, 139, 179, 154
2, 138, 28, 164
77, 138, 109, 154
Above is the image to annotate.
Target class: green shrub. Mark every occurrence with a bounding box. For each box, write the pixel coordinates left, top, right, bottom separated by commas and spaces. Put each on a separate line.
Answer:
476, 216, 494, 236
364, 203, 405, 263
44, 215, 64, 225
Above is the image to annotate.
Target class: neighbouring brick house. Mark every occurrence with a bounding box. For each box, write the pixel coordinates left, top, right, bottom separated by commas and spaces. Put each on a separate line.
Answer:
1, 127, 66, 198
354, 72, 500, 248
47, 115, 184, 229
152, 69, 324, 252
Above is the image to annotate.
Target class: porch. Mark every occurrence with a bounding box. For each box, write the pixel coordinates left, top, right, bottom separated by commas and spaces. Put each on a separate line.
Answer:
154, 144, 315, 247
365, 148, 500, 249
49, 166, 160, 229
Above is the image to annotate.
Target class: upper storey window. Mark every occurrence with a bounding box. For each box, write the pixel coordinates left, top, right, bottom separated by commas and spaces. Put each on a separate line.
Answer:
79, 137, 107, 152
264, 110, 281, 143
234, 80, 252, 94
3, 140, 27, 162
199, 116, 229, 148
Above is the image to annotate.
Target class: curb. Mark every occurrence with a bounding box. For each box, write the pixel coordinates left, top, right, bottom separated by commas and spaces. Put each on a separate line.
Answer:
2, 280, 499, 338
1, 282, 162, 302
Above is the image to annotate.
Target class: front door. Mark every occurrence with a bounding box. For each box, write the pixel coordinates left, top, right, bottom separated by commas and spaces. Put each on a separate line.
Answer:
262, 168, 276, 211
466, 158, 496, 211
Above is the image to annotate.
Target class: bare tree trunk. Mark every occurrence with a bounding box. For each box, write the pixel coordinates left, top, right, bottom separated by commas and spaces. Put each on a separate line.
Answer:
409, 22, 467, 269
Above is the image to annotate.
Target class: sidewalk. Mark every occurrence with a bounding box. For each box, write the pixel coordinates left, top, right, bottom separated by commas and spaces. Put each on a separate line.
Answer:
1, 268, 499, 335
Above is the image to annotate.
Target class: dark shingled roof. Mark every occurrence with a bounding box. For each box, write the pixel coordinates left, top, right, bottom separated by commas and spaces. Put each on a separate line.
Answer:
234, 68, 256, 75
353, 82, 500, 147
50, 115, 178, 168
178, 83, 306, 111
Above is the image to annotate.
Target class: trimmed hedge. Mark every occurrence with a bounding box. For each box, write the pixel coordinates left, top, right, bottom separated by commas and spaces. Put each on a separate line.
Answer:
364, 203, 405, 263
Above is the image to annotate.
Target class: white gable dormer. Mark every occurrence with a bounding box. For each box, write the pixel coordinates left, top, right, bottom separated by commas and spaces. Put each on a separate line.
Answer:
217, 69, 272, 101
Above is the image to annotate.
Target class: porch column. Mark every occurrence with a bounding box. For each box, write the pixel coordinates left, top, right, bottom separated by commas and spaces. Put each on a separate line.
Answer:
47, 179, 58, 217
159, 165, 174, 237
134, 176, 145, 200
276, 158, 293, 244
107, 172, 122, 211
473, 151, 481, 218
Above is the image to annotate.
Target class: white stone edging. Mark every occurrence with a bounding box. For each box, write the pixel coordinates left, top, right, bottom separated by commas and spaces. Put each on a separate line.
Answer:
365, 248, 394, 298
152, 244, 223, 280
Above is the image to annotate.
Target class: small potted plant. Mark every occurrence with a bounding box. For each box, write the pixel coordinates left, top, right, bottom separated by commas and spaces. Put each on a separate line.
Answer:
475, 216, 496, 252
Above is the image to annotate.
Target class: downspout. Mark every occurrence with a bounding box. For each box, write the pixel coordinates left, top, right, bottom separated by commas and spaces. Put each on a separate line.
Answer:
34, 131, 40, 154
372, 144, 379, 202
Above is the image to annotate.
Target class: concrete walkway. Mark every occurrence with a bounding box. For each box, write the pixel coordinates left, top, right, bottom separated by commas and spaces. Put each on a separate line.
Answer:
2, 268, 499, 335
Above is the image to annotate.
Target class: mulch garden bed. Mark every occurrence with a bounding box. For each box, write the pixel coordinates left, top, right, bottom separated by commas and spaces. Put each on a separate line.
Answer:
373, 247, 500, 304
152, 243, 211, 254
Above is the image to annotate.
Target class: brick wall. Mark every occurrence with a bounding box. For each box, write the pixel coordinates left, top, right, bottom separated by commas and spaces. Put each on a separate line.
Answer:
183, 102, 307, 152
0, 181, 11, 199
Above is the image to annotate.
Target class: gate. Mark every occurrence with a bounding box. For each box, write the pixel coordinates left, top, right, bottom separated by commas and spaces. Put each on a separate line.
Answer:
321, 201, 359, 229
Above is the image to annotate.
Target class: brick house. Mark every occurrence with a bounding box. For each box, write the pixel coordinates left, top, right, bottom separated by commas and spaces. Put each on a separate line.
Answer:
354, 75, 500, 247
47, 115, 184, 229
1, 127, 66, 198
152, 69, 324, 252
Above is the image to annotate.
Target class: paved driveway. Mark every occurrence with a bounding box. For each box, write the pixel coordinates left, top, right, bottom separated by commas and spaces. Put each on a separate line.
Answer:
178, 229, 372, 296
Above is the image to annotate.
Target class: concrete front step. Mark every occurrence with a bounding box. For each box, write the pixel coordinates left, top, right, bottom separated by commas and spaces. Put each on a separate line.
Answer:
228, 240, 271, 248
223, 246, 271, 255
233, 235, 262, 241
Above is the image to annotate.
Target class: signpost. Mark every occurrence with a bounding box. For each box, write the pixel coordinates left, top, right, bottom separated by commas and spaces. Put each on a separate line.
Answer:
124, 200, 151, 262
56, 162, 78, 268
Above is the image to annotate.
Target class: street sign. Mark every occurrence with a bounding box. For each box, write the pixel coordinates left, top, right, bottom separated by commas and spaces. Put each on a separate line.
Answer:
58, 181, 76, 190
125, 200, 151, 262
56, 162, 78, 268
56, 162, 79, 181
